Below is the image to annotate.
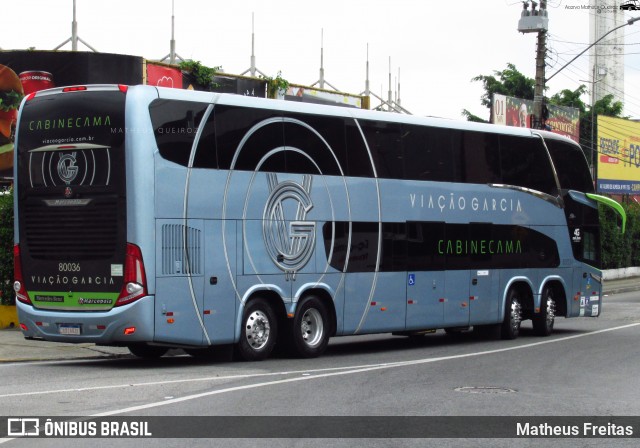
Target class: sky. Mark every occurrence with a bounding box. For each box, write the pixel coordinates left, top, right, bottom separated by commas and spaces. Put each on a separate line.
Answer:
3, 0, 640, 120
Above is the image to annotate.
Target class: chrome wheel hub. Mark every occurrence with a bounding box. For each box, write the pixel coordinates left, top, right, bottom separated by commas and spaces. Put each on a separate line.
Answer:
245, 310, 271, 350
545, 296, 556, 326
510, 298, 522, 331
300, 308, 324, 347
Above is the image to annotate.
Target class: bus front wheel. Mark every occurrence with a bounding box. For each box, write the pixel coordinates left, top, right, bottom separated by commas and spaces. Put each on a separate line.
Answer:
236, 298, 278, 361
501, 288, 523, 340
290, 296, 330, 358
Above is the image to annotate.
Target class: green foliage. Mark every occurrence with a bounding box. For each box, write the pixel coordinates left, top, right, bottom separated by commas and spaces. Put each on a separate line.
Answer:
600, 201, 640, 269
178, 60, 222, 90
549, 90, 624, 168
472, 63, 626, 172
548, 85, 587, 115
471, 63, 535, 110
461, 109, 488, 123
0, 188, 13, 305
262, 71, 290, 98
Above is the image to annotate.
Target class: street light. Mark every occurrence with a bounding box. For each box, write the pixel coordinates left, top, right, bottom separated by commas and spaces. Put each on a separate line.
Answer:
579, 71, 604, 177
546, 16, 639, 179
546, 16, 640, 83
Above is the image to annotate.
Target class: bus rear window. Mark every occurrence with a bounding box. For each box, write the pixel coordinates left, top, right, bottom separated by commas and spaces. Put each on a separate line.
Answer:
18, 89, 125, 189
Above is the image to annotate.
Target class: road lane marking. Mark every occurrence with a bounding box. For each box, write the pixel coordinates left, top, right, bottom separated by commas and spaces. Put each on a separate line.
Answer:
0, 322, 638, 445
0, 323, 638, 404
90, 322, 639, 416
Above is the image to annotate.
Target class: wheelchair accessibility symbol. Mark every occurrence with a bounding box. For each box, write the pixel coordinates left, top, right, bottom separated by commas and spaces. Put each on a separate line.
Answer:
408, 273, 416, 286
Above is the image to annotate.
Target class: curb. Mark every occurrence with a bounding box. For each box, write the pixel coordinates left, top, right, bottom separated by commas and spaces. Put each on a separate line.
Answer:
0, 354, 131, 363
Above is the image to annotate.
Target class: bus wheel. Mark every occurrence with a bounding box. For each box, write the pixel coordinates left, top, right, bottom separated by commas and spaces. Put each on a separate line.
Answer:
501, 288, 523, 340
532, 286, 556, 336
236, 298, 278, 361
128, 344, 169, 359
291, 296, 330, 358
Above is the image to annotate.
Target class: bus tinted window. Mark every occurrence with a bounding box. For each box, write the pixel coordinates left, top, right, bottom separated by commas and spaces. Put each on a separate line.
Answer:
345, 120, 375, 177
192, 108, 217, 169
403, 126, 461, 182
406, 221, 445, 270
283, 114, 347, 176
150, 100, 208, 167
215, 105, 284, 171
462, 131, 501, 184
324, 221, 560, 272
360, 120, 404, 179
545, 139, 594, 192
18, 90, 125, 189
500, 135, 558, 195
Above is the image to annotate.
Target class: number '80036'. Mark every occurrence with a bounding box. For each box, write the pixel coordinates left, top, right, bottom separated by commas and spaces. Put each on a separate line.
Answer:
58, 263, 81, 272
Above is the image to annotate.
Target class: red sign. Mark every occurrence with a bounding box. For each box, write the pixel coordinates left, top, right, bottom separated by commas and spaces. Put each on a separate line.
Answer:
146, 63, 182, 89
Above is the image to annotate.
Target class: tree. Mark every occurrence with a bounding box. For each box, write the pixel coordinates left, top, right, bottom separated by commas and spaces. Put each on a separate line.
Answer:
470, 65, 625, 168
548, 85, 587, 115
548, 86, 624, 166
461, 109, 488, 123
471, 63, 535, 117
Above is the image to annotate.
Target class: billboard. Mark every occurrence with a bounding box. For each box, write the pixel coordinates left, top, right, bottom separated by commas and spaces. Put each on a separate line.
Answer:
0, 51, 363, 182
597, 115, 640, 194
492, 94, 580, 143
146, 62, 182, 89
0, 50, 143, 180
283, 84, 363, 108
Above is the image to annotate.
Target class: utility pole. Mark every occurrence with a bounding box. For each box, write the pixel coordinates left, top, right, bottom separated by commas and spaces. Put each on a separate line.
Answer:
533, 12, 547, 128
518, 1, 548, 129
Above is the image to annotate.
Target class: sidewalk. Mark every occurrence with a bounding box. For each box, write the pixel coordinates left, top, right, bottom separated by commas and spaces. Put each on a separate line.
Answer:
0, 330, 131, 363
0, 277, 638, 363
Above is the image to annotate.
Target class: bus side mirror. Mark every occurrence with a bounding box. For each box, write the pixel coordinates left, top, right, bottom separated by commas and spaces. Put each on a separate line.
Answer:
585, 193, 626, 234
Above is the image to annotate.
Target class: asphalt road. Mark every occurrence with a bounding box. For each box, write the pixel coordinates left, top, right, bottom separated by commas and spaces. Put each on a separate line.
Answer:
1, 291, 639, 448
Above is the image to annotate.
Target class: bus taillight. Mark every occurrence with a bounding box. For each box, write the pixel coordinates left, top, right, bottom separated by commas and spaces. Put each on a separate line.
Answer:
116, 243, 148, 307
13, 244, 32, 305
62, 86, 87, 92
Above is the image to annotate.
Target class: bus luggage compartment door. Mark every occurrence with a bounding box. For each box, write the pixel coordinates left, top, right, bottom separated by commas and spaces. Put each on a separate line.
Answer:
154, 219, 206, 346
443, 270, 471, 327
202, 219, 238, 344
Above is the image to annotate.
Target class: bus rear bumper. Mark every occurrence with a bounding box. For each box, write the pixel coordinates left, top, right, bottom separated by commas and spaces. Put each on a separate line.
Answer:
16, 296, 155, 345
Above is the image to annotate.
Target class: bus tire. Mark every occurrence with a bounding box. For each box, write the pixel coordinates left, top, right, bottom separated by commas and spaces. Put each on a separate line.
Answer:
532, 285, 556, 336
290, 296, 330, 358
128, 344, 169, 359
501, 288, 523, 340
236, 298, 278, 361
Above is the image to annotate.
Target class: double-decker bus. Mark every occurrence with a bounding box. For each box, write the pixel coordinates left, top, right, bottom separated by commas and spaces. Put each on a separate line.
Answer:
12, 84, 624, 360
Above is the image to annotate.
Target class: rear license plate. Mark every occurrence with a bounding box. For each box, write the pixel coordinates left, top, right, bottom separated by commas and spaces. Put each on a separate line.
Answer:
59, 324, 81, 335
